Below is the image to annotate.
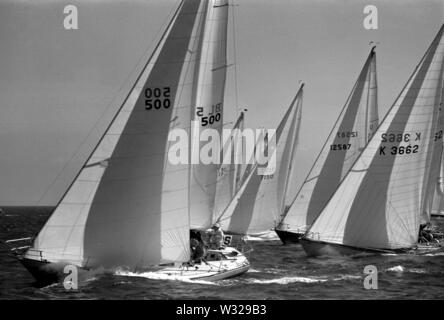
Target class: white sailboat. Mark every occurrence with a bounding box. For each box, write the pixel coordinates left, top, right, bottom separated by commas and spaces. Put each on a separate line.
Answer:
302, 24, 444, 256
7, 0, 249, 284
214, 83, 304, 238
275, 47, 379, 244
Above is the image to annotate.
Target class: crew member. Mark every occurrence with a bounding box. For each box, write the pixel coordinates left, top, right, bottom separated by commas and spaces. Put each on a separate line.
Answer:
209, 223, 225, 249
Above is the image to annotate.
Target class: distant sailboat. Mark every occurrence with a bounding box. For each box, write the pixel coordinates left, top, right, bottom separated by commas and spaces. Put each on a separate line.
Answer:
428, 140, 444, 217
215, 83, 304, 237
302, 25, 444, 256
275, 47, 379, 244
7, 0, 249, 283
212, 112, 246, 225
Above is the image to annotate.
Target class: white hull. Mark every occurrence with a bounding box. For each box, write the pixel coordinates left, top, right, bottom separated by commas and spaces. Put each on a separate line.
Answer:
146, 247, 250, 281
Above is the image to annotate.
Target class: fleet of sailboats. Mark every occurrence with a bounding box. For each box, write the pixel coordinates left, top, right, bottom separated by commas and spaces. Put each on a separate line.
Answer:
3, 0, 444, 285
302, 24, 444, 256
214, 84, 303, 238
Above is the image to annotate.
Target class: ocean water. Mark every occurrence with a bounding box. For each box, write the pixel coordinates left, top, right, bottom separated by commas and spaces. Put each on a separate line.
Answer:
1, 208, 444, 300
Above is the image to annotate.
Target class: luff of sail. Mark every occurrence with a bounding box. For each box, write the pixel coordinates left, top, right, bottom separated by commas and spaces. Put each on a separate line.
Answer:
218, 84, 304, 235
190, 0, 229, 230
24, 0, 208, 269
278, 47, 378, 235
305, 25, 444, 251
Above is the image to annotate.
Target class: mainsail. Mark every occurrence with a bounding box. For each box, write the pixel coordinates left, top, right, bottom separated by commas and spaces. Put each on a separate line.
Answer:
190, 0, 229, 230
217, 84, 304, 235
278, 47, 378, 234
24, 0, 210, 269
305, 25, 444, 250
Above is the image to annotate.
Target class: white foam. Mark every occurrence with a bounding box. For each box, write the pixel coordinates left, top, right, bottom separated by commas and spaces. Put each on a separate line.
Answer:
409, 268, 426, 274
333, 275, 362, 281
424, 252, 444, 256
386, 265, 405, 272
114, 269, 217, 286
248, 276, 327, 285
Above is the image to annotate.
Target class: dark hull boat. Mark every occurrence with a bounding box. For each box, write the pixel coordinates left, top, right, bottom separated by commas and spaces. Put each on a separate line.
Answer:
301, 238, 443, 257
274, 228, 303, 244
20, 258, 62, 285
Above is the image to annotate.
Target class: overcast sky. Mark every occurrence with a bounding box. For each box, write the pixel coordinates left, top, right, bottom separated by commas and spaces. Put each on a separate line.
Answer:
0, 0, 442, 206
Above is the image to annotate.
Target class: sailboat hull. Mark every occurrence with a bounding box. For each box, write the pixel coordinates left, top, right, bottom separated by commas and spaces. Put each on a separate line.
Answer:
274, 229, 303, 244
19, 257, 72, 285
19, 247, 249, 285
300, 238, 402, 257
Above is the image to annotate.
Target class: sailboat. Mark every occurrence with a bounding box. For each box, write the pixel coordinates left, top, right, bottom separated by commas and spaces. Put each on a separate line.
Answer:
6, 0, 250, 283
275, 47, 379, 244
301, 24, 444, 256
214, 83, 304, 238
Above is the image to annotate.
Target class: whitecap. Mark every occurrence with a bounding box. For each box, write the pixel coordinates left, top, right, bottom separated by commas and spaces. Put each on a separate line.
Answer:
114, 269, 218, 286
386, 265, 405, 272
248, 276, 327, 285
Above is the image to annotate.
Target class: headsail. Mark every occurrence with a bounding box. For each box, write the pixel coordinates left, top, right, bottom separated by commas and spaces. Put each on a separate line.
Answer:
306, 25, 444, 250
212, 112, 245, 224
25, 0, 208, 269
279, 47, 378, 234
190, 0, 229, 230
218, 84, 304, 235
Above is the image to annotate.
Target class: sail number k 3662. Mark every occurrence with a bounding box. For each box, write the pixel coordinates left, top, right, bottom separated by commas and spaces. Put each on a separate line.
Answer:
379, 132, 421, 156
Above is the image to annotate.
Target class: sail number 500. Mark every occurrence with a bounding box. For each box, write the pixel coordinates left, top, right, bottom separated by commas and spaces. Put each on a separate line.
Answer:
145, 87, 171, 110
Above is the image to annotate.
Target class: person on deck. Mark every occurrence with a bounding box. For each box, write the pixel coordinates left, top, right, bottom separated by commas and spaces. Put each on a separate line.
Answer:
190, 230, 206, 264
208, 223, 225, 250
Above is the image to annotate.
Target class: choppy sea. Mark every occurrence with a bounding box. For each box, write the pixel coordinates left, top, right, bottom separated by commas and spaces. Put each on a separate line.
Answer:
1, 207, 444, 300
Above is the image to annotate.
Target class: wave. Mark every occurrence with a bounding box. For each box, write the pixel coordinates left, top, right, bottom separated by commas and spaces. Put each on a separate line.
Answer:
332, 274, 362, 281
114, 269, 218, 286
248, 276, 328, 285
385, 265, 427, 274
423, 252, 444, 257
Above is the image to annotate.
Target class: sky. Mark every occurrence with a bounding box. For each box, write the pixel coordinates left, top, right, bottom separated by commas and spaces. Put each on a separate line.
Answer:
0, 0, 443, 206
